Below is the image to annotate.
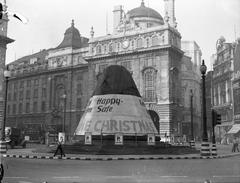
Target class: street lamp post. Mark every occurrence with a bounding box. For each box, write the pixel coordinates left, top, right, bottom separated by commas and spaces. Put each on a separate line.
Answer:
190, 89, 195, 148
2, 67, 11, 141
62, 93, 67, 133
200, 60, 210, 156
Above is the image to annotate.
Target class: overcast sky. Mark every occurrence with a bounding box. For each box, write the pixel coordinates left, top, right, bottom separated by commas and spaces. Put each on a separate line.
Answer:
5, 0, 240, 69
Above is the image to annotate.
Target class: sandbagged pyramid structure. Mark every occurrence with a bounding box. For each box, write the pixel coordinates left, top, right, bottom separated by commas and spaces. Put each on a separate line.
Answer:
74, 65, 158, 136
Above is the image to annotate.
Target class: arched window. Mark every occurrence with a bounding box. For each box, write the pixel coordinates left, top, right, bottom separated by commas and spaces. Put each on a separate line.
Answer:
152, 36, 158, 46
131, 40, 135, 49
117, 42, 120, 51
96, 45, 102, 54
137, 38, 143, 48
109, 43, 114, 53
143, 69, 156, 102
146, 38, 150, 47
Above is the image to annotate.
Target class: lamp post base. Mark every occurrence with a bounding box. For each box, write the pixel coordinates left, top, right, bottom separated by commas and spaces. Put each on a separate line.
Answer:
201, 141, 210, 156
189, 140, 195, 148
0, 140, 7, 154
211, 143, 217, 156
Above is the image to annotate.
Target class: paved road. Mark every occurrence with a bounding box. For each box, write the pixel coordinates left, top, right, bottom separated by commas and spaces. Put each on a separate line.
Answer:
2, 156, 240, 183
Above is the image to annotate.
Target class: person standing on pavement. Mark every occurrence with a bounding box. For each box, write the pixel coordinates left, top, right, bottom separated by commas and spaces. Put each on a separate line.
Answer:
232, 137, 239, 152
54, 136, 65, 157
235, 137, 239, 152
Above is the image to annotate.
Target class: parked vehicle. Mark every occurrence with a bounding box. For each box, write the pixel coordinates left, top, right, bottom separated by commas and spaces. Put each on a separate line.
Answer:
5, 127, 27, 149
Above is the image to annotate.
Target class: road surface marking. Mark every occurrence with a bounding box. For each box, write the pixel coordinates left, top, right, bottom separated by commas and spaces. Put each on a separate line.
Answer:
53, 176, 80, 179
5, 177, 28, 179
160, 176, 188, 178
213, 175, 240, 178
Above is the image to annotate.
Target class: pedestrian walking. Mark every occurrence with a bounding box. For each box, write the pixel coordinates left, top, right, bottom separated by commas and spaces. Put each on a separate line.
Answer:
232, 137, 239, 152
54, 136, 65, 157
235, 137, 239, 152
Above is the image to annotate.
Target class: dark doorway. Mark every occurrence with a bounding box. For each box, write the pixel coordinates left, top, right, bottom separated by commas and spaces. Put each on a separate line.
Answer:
148, 110, 160, 133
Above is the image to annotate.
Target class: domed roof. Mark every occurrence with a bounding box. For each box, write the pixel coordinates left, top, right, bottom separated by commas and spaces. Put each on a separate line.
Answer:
127, 1, 163, 21
57, 20, 88, 49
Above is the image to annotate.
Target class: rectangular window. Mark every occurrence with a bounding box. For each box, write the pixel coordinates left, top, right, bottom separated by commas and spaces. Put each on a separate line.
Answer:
19, 90, 24, 100
26, 90, 31, 99
26, 102, 30, 113
20, 81, 24, 88
42, 88, 46, 98
8, 92, 11, 101
77, 72, 83, 80
144, 59, 148, 67
41, 101, 46, 112
42, 77, 47, 86
76, 98, 82, 110
33, 102, 38, 113
34, 79, 39, 86
77, 83, 82, 95
148, 58, 153, 66
27, 80, 31, 87
18, 103, 22, 114
33, 89, 38, 98
12, 104, 16, 114
13, 92, 17, 100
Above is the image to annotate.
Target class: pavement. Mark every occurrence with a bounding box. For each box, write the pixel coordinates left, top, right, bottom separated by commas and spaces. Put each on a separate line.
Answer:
2, 142, 240, 161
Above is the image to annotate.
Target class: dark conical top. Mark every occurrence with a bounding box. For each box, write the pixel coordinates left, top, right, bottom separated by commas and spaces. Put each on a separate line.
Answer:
92, 65, 141, 97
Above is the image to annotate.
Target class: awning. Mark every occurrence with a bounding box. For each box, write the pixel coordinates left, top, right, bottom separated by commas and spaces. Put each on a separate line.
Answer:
227, 124, 240, 134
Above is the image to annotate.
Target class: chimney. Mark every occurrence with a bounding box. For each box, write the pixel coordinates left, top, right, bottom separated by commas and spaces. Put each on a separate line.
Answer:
164, 0, 177, 28
113, 5, 123, 33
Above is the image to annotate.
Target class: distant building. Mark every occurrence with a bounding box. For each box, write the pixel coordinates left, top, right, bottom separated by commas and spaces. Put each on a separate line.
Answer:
181, 41, 202, 76
212, 36, 235, 143
5, 0, 201, 142
180, 55, 201, 141
232, 38, 240, 124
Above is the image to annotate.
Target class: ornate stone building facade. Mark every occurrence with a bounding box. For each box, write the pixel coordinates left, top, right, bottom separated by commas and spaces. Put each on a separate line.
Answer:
7, 21, 89, 141
5, 0, 201, 142
212, 37, 235, 142
232, 39, 240, 124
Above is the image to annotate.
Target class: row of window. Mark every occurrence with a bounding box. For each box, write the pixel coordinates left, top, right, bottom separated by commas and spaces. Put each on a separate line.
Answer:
94, 35, 164, 55
98, 58, 156, 74
8, 82, 83, 101
9, 78, 48, 91
8, 88, 47, 101
7, 97, 83, 115
8, 101, 46, 115
213, 80, 232, 106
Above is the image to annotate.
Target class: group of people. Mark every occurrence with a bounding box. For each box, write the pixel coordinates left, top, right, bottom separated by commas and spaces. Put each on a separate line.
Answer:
232, 137, 239, 152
